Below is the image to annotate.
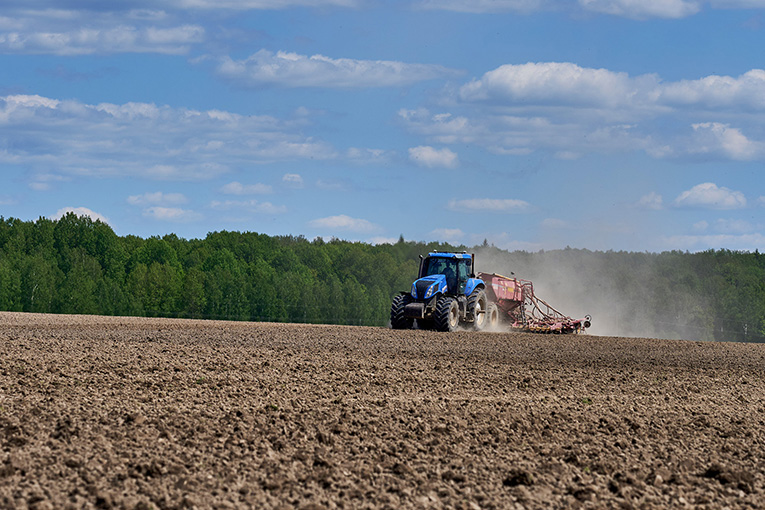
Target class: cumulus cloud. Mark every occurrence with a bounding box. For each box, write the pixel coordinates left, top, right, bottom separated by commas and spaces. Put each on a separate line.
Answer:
659, 70, 765, 110
402, 63, 765, 162
0, 0, 363, 56
673, 182, 747, 210
0, 6, 205, 56
460, 63, 765, 116
367, 236, 400, 245
0, 94, 338, 183
448, 198, 531, 212
214, 50, 461, 89
308, 214, 379, 233
51, 207, 110, 224
220, 181, 273, 195
142, 206, 203, 222
687, 122, 762, 160
282, 173, 305, 188
459, 62, 659, 110
408, 146, 459, 168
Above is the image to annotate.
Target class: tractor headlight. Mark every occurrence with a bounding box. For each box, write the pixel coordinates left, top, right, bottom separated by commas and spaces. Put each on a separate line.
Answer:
411, 283, 418, 298
424, 284, 434, 299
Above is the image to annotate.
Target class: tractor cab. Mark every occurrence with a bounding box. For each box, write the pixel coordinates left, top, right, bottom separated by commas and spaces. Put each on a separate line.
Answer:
419, 253, 471, 294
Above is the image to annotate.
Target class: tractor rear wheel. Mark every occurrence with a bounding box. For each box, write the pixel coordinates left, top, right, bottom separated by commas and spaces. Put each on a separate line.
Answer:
434, 297, 459, 332
390, 294, 414, 329
468, 288, 488, 331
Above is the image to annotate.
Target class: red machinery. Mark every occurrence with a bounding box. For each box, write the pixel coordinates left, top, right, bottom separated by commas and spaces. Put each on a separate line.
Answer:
478, 272, 591, 334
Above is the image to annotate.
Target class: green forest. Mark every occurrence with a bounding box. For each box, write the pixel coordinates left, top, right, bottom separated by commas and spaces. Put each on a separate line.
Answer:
1, 213, 764, 343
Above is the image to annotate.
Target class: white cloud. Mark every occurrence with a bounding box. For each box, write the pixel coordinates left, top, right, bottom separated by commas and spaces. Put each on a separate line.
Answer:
282, 173, 305, 188
688, 122, 762, 160
215, 49, 460, 89
0, 94, 337, 182
408, 146, 459, 168
759, 196, 765, 207
51, 207, 110, 224
659, 70, 765, 110
403, 64, 765, 162
220, 181, 273, 195
674, 183, 747, 210
127, 191, 189, 205
308, 214, 379, 233
143, 206, 203, 222
578, 0, 701, 19
0, 18, 204, 55
636, 191, 664, 210
448, 198, 531, 212
0, 0, 358, 57
367, 236, 399, 245
459, 62, 658, 110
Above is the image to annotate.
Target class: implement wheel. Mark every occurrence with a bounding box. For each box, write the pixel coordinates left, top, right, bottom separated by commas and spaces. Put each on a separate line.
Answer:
390, 294, 413, 330
434, 297, 459, 332
486, 303, 499, 329
468, 288, 488, 331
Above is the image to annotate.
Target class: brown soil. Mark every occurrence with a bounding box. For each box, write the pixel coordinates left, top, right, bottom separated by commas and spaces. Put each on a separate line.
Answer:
1, 312, 764, 509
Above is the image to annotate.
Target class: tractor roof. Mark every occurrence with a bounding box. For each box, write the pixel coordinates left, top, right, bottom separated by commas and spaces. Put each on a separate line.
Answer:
427, 252, 472, 259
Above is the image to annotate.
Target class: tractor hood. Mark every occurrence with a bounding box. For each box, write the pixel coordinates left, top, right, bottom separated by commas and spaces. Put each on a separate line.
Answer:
411, 274, 448, 300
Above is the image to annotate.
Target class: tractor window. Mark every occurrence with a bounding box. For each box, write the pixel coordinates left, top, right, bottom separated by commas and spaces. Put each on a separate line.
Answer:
422, 257, 465, 293
457, 259, 469, 293
423, 257, 448, 277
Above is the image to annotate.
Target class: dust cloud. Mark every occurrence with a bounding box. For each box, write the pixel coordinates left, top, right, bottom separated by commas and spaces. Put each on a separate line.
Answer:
473, 247, 713, 341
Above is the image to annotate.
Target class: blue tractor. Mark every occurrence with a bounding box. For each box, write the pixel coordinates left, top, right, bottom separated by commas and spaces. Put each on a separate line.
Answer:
390, 252, 492, 332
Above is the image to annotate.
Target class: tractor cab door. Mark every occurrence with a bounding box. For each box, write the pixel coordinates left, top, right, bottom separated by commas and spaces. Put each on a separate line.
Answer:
456, 259, 470, 294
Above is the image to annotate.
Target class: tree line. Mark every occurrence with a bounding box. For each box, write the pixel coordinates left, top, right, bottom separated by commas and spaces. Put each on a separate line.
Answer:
0, 214, 763, 342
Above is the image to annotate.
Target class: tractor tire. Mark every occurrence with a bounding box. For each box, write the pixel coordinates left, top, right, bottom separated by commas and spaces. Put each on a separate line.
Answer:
434, 296, 459, 332
390, 294, 414, 330
468, 288, 488, 331
486, 303, 499, 330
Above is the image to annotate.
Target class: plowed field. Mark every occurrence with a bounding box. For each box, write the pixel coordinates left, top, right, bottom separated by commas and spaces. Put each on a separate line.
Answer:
1, 312, 764, 509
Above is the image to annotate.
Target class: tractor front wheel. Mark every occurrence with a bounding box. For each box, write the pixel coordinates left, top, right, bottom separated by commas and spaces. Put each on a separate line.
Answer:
390, 294, 414, 330
434, 297, 459, 332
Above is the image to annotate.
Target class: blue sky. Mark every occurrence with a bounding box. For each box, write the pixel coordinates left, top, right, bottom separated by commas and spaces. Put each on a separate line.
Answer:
2, 0, 765, 252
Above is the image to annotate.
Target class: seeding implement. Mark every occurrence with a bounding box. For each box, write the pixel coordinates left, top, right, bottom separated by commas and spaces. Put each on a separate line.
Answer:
391, 251, 591, 333
478, 272, 591, 334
